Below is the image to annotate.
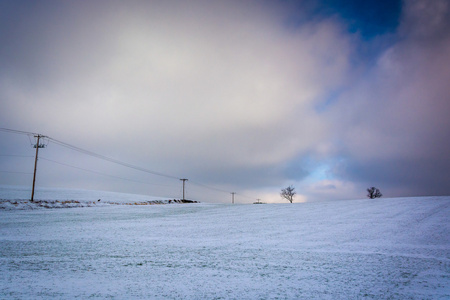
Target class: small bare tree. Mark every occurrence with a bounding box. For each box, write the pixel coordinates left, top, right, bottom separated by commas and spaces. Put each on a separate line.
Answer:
281, 185, 296, 203
367, 187, 382, 199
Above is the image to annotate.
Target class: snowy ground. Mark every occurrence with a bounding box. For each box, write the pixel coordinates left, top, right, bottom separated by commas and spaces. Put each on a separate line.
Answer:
0, 186, 181, 209
0, 187, 449, 299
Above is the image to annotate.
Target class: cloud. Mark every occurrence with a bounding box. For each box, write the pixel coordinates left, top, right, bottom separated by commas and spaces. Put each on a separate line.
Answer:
0, 0, 354, 199
1, 0, 448, 202
324, 0, 450, 198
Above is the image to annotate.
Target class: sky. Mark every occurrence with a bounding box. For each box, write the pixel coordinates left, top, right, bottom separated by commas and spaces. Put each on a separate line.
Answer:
1, 0, 449, 203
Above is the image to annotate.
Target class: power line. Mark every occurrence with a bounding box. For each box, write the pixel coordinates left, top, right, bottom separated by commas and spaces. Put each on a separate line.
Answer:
40, 157, 176, 188
189, 179, 232, 194
0, 128, 38, 136
1, 127, 262, 202
0, 154, 34, 158
2, 128, 189, 183
0, 170, 33, 174
235, 192, 255, 200
47, 137, 180, 180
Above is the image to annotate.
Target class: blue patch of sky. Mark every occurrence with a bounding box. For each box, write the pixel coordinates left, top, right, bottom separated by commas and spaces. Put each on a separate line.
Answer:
283, 154, 334, 182
282, 149, 350, 188
307, 163, 330, 181
301, 156, 347, 186
314, 88, 345, 113
284, 0, 402, 39
324, 0, 402, 38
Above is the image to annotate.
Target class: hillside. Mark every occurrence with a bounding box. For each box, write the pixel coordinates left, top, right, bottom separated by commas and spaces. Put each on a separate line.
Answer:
0, 187, 448, 299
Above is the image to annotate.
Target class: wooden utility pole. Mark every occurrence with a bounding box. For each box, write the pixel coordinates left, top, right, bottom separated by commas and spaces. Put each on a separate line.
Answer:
231, 192, 235, 204
180, 178, 188, 200
31, 134, 46, 202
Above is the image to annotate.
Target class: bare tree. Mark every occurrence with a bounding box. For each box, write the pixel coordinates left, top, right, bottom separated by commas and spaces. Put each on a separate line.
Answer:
281, 185, 296, 203
367, 187, 382, 199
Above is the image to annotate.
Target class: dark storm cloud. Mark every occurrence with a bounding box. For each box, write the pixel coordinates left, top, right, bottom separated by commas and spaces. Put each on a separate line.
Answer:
324, 0, 450, 199
339, 157, 450, 197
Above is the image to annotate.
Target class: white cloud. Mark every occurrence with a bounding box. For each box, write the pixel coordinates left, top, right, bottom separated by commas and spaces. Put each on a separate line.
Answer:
1, 1, 353, 188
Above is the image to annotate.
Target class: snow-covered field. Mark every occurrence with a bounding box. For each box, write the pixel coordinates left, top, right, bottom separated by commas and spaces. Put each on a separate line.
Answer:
1, 187, 449, 299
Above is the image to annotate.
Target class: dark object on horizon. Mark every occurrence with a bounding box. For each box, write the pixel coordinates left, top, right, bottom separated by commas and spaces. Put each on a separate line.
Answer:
253, 199, 265, 204
180, 199, 197, 203
98, 199, 101, 202
281, 185, 296, 203
367, 187, 382, 199
169, 199, 199, 204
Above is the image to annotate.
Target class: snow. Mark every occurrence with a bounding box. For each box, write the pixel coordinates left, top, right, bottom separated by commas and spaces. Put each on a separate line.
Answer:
1, 186, 449, 299
0, 186, 194, 209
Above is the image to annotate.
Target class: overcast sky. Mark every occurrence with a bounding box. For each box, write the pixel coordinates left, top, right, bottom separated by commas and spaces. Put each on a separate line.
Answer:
1, 0, 449, 203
